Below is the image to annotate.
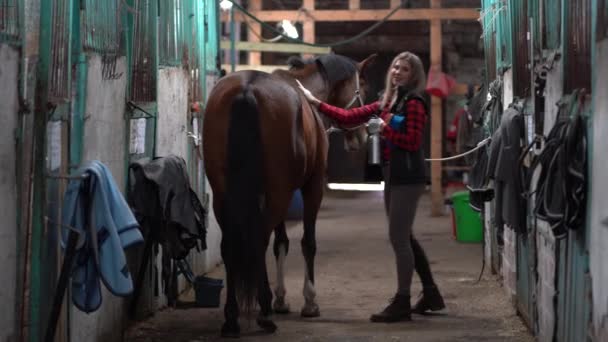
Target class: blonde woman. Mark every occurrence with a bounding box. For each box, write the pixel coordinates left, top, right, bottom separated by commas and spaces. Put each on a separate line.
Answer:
298, 52, 445, 322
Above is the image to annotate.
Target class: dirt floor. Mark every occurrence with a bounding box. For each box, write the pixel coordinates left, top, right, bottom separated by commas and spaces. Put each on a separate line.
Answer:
125, 190, 533, 342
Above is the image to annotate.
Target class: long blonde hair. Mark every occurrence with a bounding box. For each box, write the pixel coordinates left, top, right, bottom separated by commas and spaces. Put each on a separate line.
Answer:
380, 52, 426, 110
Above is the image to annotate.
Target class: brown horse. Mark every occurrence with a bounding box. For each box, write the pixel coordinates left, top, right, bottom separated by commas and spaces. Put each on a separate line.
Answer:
202, 54, 375, 337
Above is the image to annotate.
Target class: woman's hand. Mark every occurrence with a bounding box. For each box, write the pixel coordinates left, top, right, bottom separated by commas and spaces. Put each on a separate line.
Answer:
380, 113, 393, 130
296, 80, 321, 107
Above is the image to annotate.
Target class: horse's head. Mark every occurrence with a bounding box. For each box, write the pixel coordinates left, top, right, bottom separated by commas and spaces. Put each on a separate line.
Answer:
322, 54, 376, 111
283, 53, 377, 151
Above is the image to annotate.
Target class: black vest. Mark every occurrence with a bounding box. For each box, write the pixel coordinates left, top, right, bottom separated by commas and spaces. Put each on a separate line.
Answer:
386, 92, 429, 185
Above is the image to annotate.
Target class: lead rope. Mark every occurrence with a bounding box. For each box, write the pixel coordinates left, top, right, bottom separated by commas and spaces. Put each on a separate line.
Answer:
424, 137, 491, 162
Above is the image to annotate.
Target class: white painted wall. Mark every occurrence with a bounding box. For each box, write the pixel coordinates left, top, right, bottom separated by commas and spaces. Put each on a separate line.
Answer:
156, 67, 189, 158
0, 43, 20, 342
543, 58, 564, 137
155, 67, 223, 303
590, 38, 608, 342
156, 67, 190, 301
483, 200, 492, 268
199, 177, 222, 272
70, 54, 129, 342
500, 69, 517, 302
535, 220, 557, 342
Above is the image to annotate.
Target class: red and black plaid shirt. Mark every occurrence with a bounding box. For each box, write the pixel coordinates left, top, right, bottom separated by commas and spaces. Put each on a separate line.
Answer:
318, 99, 427, 160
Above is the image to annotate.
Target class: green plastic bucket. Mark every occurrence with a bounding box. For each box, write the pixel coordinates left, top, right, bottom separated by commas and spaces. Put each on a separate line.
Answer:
451, 191, 483, 243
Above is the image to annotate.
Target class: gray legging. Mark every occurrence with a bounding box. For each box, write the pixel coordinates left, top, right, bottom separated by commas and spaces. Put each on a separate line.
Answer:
383, 167, 436, 297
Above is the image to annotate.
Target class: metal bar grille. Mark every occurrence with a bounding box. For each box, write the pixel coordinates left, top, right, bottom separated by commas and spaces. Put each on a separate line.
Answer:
190, 0, 201, 102
204, 0, 218, 72
49, 0, 70, 100
512, 0, 529, 97
564, 0, 591, 93
598, 0, 608, 40
542, 0, 560, 49
0, 0, 19, 42
159, 0, 190, 66
487, 32, 497, 81
82, 0, 121, 54
482, 0, 497, 81
131, 0, 156, 102
496, 0, 512, 69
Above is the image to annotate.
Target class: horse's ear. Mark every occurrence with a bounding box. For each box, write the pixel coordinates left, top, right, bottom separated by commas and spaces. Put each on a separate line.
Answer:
357, 54, 377, 74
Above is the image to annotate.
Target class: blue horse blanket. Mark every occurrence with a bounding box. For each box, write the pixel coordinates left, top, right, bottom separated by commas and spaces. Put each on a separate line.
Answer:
61, 161, 143, 313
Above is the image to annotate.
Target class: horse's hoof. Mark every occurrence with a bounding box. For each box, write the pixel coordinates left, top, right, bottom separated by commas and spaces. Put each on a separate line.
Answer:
273, 298, 291, 314
256, 315, 278, 333
221, 321, 240, 338
300, 304, 320, 318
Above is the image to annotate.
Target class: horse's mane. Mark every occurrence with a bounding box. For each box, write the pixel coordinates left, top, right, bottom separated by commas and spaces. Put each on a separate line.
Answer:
287, 54, 357, 87
467, 82, 487, 124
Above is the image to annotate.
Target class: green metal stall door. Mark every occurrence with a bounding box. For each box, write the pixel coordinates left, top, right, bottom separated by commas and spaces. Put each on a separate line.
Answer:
35, 0, 75, 340
124, 0, 159, 318
556, 230, 591, 342
517, 232, 537, 330
199, 0, 220, 198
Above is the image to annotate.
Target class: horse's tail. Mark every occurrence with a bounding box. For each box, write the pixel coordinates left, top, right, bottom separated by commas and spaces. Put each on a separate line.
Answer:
223, 85, 265, 313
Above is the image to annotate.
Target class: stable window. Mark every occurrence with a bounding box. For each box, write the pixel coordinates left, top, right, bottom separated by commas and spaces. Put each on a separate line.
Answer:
0, 0, 19, 43
49, 0, 71, 100
564, 0, 591, 93
82, 0, 122, 54
511, 0, 530, 97
158, 0, 191, 66
541, 0, 561, 50
495, 0, 512, 71
599, 0, 608, 40
486, 33, 497, 81
482, 0, 498, 81
188, 1, 206, 103
130, 0, 157, 102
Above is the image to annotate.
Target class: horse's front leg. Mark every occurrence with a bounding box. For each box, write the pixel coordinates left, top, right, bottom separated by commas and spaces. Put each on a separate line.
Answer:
272, 222, 291, 313
300, 179, 323, 317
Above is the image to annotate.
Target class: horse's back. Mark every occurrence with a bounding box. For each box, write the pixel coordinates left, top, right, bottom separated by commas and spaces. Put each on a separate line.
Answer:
203, 70, 324, 227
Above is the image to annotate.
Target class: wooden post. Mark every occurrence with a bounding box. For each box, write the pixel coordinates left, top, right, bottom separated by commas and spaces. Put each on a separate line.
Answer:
248, 0, 262, 65
302, 0, 315, 59
349, 0, 360, 10
430, 0, 443, 216
390, 0, 401, 8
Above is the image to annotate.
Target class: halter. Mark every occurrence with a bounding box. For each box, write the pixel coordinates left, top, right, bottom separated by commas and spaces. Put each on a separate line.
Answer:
343, 71, 364, 109
324, 71, 366, 134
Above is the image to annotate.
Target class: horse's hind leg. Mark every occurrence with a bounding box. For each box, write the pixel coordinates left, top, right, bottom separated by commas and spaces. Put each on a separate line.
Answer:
221, 255, 240, 337
256, 253, 277, 333
300, 179, 323, 317
272, 222, 291, 314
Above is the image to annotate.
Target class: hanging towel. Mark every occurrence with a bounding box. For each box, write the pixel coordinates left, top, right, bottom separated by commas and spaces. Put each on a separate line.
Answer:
61, 160, 143, 313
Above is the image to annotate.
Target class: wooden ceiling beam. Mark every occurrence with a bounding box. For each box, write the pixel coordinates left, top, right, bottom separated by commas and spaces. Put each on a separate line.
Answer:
223, 8, 479, 23
220, 40, 331, 54
320, 35, 431, 53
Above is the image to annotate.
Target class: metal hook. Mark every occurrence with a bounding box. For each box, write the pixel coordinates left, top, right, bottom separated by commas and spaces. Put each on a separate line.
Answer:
127, 101, 155, 119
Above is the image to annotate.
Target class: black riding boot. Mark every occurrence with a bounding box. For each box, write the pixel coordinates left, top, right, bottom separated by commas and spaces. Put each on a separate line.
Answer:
370, 294, 411, 323
412, 286, 445, 314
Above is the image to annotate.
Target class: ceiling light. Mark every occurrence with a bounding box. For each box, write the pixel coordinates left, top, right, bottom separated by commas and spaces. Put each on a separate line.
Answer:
279, 19, 299, 39
219, 0, 233, 11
